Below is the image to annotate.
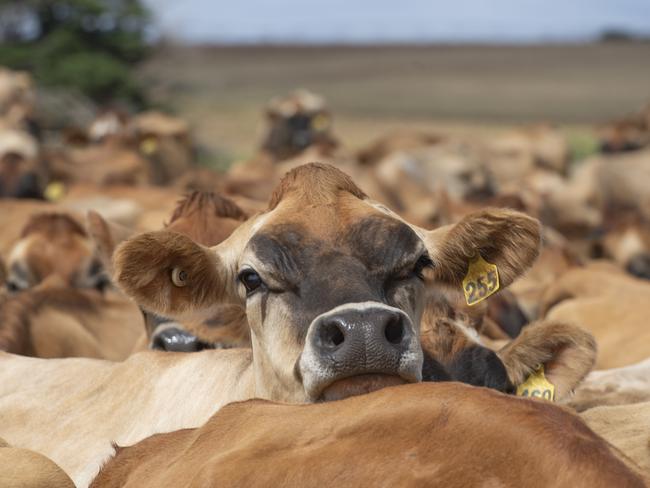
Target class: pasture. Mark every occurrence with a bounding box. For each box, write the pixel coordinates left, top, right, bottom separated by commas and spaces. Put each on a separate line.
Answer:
141, 42, 650, 164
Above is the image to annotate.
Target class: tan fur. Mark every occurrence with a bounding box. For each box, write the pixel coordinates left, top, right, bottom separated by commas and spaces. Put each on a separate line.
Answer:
20, 213, 87, 239
267, 162, 367, 210
497, 320, 597, 399
0, 349, 255, 487
567, 359, 650, 412
425, 208, 542, 288
114, 231, 230, 321
542, 265, 650, 368
0, 443, 75, 488
581, 401, 650, 478
5, 211, 97, 289
0, 285, 142, 360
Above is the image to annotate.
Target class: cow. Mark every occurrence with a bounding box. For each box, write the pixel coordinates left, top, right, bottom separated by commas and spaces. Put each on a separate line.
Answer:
0, 210, 143, 359
89, 383, 647, 488
113, 162, 543, 401
261, 90, 338, 162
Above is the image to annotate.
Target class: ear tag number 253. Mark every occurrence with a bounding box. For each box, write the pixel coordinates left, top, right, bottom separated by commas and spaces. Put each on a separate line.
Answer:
462, 255, 499, 306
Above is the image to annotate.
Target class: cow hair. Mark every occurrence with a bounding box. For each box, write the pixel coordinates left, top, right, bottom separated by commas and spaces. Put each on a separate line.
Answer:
168, 191, 248, 225
114, 231, 227, 317
268, 162, 367, 210
0, 287, 98, 354
431, 208, 542, 288
497, 319, 597, 400
21, 213, 87, 239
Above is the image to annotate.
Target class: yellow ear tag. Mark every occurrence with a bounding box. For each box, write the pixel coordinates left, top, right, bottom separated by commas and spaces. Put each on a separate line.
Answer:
44, 181, 66, 202
462, 254, 499, 306
140, 137, 158, 155
516, 365, 555, 402
310, 113, 330, 132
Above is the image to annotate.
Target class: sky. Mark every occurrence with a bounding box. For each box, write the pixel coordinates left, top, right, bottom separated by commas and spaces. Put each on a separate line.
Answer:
144, 0, 650, 44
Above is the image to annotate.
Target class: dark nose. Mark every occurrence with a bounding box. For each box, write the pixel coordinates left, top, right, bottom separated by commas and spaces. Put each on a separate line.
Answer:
627, 254, 650, 281
312, 307, 413, 372
151, 327, 204, 352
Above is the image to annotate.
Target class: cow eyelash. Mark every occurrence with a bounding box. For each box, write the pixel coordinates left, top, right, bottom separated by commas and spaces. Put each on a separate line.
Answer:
412, 254, 434, 280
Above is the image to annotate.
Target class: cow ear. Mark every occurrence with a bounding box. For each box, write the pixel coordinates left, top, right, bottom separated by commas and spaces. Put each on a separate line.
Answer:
113, 230, 234, 323
424, 208, 542, 291
497, 320, 597, 401
86, 211, 135, 275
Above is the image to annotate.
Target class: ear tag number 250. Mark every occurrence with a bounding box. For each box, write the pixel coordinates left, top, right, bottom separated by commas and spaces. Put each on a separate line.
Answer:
462, 255, 499, 306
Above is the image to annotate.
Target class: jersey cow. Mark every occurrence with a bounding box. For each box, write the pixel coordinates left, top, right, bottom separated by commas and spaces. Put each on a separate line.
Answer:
115, 162, 542, 402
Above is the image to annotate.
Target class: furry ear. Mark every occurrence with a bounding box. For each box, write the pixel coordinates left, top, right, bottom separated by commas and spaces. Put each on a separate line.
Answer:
113, 231, 235, 323
424, 208, 542, 290
86, 211, 135, 275
497, 320, 597, 401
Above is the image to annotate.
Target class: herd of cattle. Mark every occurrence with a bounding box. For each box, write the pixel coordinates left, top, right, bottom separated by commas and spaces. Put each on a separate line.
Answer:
1, 66, 650, 486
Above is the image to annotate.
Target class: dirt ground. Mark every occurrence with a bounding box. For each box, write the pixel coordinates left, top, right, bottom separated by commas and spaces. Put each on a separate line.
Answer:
139, 42, 650, 167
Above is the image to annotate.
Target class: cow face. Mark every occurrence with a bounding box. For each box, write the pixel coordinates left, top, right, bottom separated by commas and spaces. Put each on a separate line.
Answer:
115, 163, 541, 403
262, 91, 337, 161
5, 213, 108, 293
88, 191, 251, 352
0, 152, 44, 199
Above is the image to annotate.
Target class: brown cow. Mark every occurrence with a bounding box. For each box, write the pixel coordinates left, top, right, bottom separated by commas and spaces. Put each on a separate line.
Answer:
114, 162, 541, 402
90, 383, 647, 488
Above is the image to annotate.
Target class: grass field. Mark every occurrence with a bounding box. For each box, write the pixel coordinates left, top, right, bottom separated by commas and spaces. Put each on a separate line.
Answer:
139, 42, 650, 167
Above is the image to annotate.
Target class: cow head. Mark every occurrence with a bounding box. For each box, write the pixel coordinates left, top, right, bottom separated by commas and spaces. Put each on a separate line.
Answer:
5, 213, 108, 293
89, 191, 251, 352
0, 129, 44, 199
262, 91, 338, 161
114, 163, 541, 402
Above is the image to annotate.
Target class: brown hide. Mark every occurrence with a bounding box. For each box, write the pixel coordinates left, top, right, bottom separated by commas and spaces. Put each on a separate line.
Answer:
91, 383, 646, 488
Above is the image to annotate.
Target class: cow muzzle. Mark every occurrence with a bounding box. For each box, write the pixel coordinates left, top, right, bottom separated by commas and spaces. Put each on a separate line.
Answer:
299, 302, 423, 401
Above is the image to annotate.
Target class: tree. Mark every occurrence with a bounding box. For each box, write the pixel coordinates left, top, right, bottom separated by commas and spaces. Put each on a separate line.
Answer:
0, 0, 151, 106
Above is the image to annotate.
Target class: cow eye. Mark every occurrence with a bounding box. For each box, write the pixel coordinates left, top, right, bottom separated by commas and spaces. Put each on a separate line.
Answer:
238, 269, 264, 294
412, 254, 434, 280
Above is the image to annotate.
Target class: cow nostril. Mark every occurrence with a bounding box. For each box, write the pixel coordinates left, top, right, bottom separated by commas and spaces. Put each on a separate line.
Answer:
384, 316, 404, 345
320, 320, 345, 349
